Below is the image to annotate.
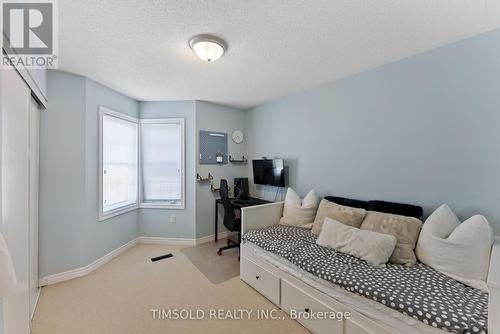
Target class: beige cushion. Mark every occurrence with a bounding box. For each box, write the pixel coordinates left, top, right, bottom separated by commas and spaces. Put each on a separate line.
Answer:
360, 211, 422, 266
317, 217, 397, 266
279, 188, 319, 228
311, 199, 366, 235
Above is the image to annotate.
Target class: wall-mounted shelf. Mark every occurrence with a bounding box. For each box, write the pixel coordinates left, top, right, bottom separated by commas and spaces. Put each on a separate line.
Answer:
229, 155, 248, 164
197, 173, 213, 182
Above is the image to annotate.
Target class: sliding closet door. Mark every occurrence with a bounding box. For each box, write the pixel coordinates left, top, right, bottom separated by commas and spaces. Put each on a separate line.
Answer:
29, 98, 40, 320
1, 68, 31, 334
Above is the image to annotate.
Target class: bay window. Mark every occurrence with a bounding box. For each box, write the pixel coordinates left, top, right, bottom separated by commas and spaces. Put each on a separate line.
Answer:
98, 106, 185, 221
140, 119, 185, 208
99, 108, 139, 220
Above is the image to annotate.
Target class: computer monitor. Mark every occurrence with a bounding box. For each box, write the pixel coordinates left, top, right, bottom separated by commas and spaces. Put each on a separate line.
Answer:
234, 178, 249, 199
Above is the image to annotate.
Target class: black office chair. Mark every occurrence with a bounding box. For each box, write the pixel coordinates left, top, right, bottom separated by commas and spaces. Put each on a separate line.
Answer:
217, 179, 241, 259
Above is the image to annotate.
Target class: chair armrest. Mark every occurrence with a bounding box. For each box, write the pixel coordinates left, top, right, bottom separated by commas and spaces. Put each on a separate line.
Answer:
488, 236, 500, 334
241, 202, 284, 235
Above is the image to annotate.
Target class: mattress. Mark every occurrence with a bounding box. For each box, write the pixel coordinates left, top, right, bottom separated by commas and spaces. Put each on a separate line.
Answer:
242, 225, 488, 334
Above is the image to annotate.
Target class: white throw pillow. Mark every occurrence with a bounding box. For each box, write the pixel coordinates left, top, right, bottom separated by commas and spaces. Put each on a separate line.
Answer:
279, 188, 318, 228
317, 217, 397, 266
416, 204, 495, 292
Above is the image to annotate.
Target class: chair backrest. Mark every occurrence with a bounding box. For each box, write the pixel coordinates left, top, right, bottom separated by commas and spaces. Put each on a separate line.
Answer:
220, 179, 238, 231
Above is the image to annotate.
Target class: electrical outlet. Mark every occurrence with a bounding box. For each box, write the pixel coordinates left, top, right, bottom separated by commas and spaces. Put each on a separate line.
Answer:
170, 215, 176, 224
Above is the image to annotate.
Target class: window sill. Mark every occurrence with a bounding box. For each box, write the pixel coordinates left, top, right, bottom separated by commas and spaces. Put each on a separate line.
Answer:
98, 201, 186, 221
139, 203, 185, 210
99, 204, 138, 221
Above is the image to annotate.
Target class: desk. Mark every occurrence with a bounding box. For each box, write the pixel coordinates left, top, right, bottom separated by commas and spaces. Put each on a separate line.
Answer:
214, 197, 271, 242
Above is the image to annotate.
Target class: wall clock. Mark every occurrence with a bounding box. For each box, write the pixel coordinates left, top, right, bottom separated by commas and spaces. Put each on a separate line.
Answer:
231, 130, 244, 144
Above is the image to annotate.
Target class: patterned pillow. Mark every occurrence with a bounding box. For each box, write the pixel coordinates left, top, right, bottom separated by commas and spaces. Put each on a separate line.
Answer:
311, 199, 366, 235
360, 211, 422, 266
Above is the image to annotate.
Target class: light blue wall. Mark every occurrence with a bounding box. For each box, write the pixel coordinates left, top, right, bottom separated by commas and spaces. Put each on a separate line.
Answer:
245, 29, 500, 232
138, 101, 197, 238
83, 79, 140, 265
39, 71, 88, 276
195, 101, 246, 238
39, 71, 140, 277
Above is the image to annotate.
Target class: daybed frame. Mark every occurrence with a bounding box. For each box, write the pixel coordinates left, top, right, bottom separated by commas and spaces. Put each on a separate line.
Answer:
240, 202, 500, 334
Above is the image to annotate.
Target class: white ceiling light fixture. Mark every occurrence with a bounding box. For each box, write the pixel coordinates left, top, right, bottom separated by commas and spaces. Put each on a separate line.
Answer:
189, 35, 227, 62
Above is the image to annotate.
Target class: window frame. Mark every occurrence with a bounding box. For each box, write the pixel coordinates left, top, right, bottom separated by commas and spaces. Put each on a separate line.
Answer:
98, 106, 140, 221
138, 118, 185, 210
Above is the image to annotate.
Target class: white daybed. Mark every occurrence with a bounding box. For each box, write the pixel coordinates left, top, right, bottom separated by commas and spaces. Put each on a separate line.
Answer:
240, 202, 500, 334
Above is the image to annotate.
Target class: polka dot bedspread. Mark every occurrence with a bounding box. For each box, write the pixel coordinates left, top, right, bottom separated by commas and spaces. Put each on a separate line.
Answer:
242, 225, 488, 334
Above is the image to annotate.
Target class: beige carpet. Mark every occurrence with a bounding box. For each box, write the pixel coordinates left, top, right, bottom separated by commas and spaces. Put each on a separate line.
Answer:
181, 239, 239, 284
32, 243, 309, 334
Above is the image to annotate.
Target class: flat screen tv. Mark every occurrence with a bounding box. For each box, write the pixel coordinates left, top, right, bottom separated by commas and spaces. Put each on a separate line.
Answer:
252, 159, 285, 187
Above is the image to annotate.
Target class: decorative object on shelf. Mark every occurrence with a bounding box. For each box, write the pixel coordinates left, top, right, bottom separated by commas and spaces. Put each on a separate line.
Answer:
199, 130, 228, 165
229, 155, 248, 163
231, 130, 244, 144
196, 173, 213, 182
215, 151, 224, 164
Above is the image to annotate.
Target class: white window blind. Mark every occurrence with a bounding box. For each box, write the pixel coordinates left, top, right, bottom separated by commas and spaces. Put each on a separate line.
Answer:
101, 113, 138, 215
140, 120, 184, 207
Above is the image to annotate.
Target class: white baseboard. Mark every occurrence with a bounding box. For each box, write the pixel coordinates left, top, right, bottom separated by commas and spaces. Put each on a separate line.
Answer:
138, 236, 195, 246
139, 231, 236, 246
38, 238, 139, 287
38, 231, 237, 286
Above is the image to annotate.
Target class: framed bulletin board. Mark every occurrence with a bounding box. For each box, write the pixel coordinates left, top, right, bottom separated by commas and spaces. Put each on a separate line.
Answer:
199, 130, 228, 164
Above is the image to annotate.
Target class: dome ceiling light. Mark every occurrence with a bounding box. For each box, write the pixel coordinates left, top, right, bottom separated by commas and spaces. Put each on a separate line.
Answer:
189, 35, 227, 62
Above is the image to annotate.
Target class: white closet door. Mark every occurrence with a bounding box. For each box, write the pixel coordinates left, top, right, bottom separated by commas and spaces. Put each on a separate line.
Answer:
29, 98, 40, 320
1, 68, 31, 334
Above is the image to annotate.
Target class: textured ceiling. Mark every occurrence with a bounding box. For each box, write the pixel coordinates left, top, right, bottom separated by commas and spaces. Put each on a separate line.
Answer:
58, 0, 500, 109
